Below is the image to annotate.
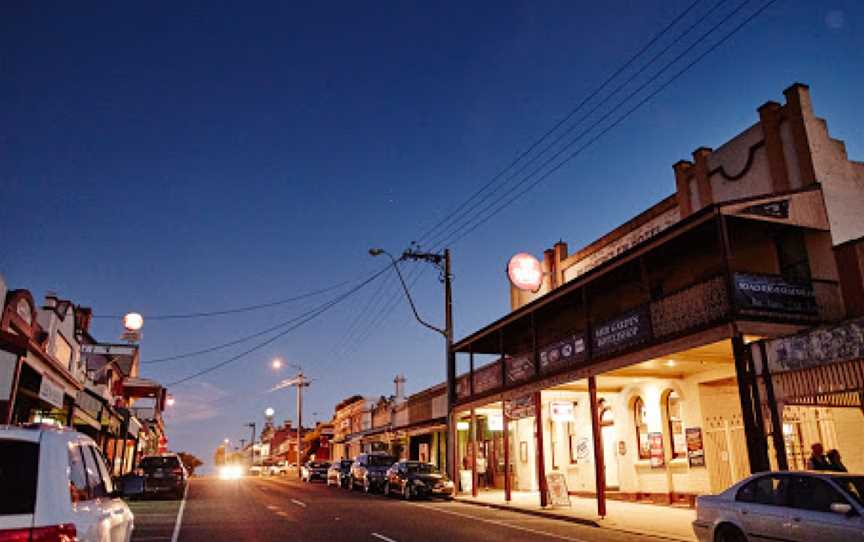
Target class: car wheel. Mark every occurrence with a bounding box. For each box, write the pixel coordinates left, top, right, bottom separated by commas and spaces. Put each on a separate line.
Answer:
383, 482, 390, 496
402, 484, 411, 501
363, 478, 371, 494
714, 524, 747, 542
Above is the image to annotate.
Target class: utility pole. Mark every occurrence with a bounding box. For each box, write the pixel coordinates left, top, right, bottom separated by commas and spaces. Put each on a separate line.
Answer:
246, 422, 256, 465
274, 372, 311, 480
369, 246, 454, 479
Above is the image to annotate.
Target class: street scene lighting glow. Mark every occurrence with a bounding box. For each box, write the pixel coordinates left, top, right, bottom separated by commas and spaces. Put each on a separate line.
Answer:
271, 358, 282, 370
122, 312, 144, 331
218, 465, 243, 480
264, 407, 275, 417
166, 396, 176, 406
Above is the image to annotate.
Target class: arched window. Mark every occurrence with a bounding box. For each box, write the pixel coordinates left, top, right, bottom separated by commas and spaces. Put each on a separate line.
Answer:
666, 391, 686, 459
634, 397, 649, 460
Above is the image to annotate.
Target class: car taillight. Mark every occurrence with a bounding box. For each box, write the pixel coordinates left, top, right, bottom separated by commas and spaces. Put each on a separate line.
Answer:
172, 468, 183, 476
0, 525, 77, 542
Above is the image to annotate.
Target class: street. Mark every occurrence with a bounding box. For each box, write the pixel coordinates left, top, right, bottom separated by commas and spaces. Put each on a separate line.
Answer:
130, 476, 677, 542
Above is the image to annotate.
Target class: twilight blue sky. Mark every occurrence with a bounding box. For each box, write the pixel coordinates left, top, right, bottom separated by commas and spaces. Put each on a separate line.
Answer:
2, 1, 862, 464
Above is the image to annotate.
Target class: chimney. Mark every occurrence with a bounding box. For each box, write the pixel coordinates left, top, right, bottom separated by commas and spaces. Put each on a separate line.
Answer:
394, 374, 406, 403
44, 292, 58, 309
75, 306, 93, 333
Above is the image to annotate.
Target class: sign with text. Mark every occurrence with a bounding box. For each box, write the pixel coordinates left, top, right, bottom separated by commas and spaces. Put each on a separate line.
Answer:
508, 253, 544, 292
686, 427, 705, 467
473, 362, 502, 395
760, 316, 864, 374
550, 401, 575, 423
505, 394, 535, 420
592, 307, 652, 356
733, 273, 818, 315
39, 375, 65, 409
539, 335, 587, 374
546, 472, 571, 507
505, 354, 534, 384
648, 432, 665, 468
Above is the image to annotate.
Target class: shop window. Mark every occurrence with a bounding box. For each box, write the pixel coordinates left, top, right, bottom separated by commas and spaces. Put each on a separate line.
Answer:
774, 230, 811, 282
634, 397, 650, 460
666, 391, 686, 459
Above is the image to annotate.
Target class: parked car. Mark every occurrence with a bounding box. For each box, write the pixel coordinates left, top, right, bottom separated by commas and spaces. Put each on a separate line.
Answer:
138, 453, 188, 499
264, 461, 289, 476
350, 453, 397, 493
300, 461, 330, 483
327, 459, 354, 488
693, 471, 864, 542
0, 424, 135, 542
383, 461, 454, 500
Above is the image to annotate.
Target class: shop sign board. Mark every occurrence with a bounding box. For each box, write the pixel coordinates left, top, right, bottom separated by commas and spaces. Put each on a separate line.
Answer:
505, 394, 535, 420
539, 335, 587, 374
473, 361, 502, 395
760, 316, 864, 374
592, 307, 652, 356
733, 273, 818, 315
648, 432, 664, 468
39, 375, 65, 409
550, 401, 574, 423
76, 390, 102, 418
546, 472, 571, 507
685, 427, 705, 467
507, 253, 544, 292
505, 354, 534, 384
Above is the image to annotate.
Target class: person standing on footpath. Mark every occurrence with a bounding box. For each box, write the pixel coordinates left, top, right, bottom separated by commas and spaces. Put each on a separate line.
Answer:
807, 443, 831, 470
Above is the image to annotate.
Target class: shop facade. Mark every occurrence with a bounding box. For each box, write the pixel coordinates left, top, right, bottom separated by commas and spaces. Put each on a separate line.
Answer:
448, 84, 864, 514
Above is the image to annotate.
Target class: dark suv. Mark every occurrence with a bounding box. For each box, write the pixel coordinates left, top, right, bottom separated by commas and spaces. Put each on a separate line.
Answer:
350, 453, 396, 493
138, 454, 187, 499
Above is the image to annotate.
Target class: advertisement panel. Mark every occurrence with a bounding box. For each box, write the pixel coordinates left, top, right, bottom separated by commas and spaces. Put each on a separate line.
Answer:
539, 335, 587, 374
505, 354, 534, 384
592, 307, 652, 356
685, 427, 705, 467
733, 273, 818, 315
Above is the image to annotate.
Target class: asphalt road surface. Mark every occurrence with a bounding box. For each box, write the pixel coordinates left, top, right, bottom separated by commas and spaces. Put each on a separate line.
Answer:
131, 476, 679, 542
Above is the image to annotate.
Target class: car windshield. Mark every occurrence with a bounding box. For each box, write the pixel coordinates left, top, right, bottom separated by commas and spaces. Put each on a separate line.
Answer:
140, 456, 180, 470
405, 463, 440, 474
367, 455, 396, 467
0, 440, 38, 515
831, 476, 864, 507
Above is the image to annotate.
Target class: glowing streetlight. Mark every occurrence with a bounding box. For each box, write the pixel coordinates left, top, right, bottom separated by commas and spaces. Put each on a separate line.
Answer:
166, 395, 176, 407
264, 407, 275, 418
271, 358, 283, 370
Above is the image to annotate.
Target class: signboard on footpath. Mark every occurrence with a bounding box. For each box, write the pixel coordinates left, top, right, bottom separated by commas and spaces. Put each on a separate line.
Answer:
545, 472, 571, 507
539, 335, 587, 374
733, 273, 818, 315
592, 307, 652, 356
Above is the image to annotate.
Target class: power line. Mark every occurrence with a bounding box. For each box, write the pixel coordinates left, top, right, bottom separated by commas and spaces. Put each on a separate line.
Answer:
93, 279, 353, 320
164, 265, 392, 386
413, 0, 705, 248
444, 0, 775, 247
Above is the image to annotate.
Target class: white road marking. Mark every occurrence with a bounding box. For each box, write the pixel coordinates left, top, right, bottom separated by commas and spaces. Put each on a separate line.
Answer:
371, 533, 398, 542
276, 511, 290, 517
266, 505, 280, 510
169, 483, 190, 542
290, 499, 307, 508
407, 503, 589, 542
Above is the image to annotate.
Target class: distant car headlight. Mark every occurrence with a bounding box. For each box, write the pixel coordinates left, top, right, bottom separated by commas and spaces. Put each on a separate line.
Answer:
218, 465, 243, 480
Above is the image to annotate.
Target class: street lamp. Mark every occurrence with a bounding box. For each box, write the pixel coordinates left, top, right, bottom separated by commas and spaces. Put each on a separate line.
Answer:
166, 395, 175, 407
264, 407, 275, 418
369, 245, 454, 478
271, 358, 283, 370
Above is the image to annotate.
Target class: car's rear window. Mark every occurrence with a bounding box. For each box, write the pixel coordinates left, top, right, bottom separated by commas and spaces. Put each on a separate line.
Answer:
832, 476, 864, 507
367, 455, 396, 467
0, 440, 39, 515
405, 463, 440, 474
140, 456, 180, 470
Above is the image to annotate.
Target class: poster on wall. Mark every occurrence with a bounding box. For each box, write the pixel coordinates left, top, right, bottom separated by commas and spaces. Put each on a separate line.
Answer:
685, 427, 705, 467
419, 443, 429, 463
648, 432, 664, 468
546, 473, 571, 507
732, 273, 817, 315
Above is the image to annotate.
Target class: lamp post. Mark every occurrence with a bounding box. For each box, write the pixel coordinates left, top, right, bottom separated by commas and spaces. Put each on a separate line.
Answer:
246, 422, 256, 465
369, 246, 454, 479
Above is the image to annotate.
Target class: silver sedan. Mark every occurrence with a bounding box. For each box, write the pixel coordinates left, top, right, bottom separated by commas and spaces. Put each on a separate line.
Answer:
693, 471, 864, 542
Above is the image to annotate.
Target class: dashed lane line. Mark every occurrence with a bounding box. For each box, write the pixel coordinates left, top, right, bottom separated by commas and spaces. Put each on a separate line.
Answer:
290, 499, 307, 508
371, 533, 398, 542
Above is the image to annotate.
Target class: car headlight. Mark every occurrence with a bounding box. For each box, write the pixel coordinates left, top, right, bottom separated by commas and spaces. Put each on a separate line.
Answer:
218, 465, 242, 480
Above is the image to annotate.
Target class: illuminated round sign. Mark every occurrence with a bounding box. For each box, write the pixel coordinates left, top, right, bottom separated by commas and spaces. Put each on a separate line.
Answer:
507, 253, 543, 291
122, 312, 144, 331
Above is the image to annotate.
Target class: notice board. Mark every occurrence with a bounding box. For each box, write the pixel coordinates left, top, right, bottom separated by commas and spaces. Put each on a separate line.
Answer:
545, 472, 571, 507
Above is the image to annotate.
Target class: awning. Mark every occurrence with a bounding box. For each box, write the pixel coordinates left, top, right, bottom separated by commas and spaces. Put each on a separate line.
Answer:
73, 407, 101, 430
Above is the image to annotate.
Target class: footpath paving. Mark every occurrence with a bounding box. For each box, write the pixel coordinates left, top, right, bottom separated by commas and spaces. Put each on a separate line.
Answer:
456, 491, 697, 542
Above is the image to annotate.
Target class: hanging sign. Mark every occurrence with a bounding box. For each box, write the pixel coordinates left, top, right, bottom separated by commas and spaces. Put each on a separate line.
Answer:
505, 394, 535, 420
648, 432, 665, 468
686, 427, 705, 467
539, 335, 587, 374
733, 273, 817, 315
473, 362, 502, 395
546, 472, 571, 507
505, 354, 534, 384
507, 253, 543, 291
550, 401, 575, 423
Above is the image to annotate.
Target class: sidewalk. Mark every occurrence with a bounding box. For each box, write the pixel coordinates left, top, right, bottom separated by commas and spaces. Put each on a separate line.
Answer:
455, 491, 697, 542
